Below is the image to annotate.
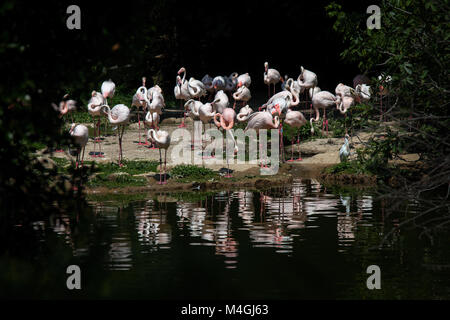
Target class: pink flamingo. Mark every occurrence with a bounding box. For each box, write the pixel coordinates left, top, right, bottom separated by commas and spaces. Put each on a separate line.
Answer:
214, 108, 238, 177
284, 109, 307, 161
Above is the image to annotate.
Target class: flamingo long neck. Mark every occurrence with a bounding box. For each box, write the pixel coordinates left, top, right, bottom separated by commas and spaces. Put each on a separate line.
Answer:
213, 113, 222, 128
181, 69, 186, 83
104, 106, 120, 123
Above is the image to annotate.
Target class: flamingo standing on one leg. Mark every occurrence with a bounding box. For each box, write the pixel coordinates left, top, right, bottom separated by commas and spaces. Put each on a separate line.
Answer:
174, 75, 190, 128
199, 100, 217, 159
87, 91, 106, 158
284, 109, 307, 161
148, 129, 171, 184
244, 111, 280, 168
101, 79, 116, 136
184, 99, 202, 149
214, 107, 238, 177
69, 123, 89, 169
297, 66, 318, 112
311, 91, 340, 136
132, 77, 150, 145
101, 104, 130, 167
264, 62, 283, 98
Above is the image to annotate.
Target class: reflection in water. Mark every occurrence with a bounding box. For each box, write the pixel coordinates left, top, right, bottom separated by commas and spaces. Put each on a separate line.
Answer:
25, 178, 448, 299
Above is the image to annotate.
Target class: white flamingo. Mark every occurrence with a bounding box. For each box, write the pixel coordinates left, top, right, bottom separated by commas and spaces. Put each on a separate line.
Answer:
264, 61, 283, 98
237, 73, 251, 88
184, 99, 203, 148
188, 77, 206, 99
101, 79, 116, 135
236, 105, 253, 122
355, 84, 371, 103
69, 123, 88, 168
284, 109, 307, 161
87, 90, 106, 157
175, 75, 191, 128
199, 101, 218, 158
245, 111, 280, 168
213, 90, 229, 114
232, 84, 251, 109
101, 104, 130, 167
147, 129, 171, 185
298, 66, 318, 112
132, 77, 150, 145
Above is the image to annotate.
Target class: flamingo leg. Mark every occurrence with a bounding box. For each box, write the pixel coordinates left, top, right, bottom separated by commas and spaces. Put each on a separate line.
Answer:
163, 149, 167, 184
137, 109, 142, 145
287, 138, 295, 162
296, 133, 302, 161
91, 118, 97, 157
81, 146, 85, 167
178, 100, 186, 128
97, 118, 104, 157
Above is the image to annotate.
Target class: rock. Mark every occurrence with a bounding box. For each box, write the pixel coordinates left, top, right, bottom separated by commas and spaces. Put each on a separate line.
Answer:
107, 172, 130, 181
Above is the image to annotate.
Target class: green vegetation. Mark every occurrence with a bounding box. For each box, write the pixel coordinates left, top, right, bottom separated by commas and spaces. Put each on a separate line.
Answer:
170, 164, 219, 182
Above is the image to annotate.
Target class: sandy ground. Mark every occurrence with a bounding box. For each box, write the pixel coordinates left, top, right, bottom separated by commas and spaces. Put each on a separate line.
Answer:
52, 113, 417, 174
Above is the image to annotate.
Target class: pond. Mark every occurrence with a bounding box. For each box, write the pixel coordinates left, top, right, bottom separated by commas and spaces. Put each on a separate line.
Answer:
1, 179, 449, 299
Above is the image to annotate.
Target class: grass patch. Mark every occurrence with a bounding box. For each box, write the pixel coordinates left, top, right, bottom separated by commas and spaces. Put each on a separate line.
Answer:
324, 160, 372, 176
170, 164, 219, 182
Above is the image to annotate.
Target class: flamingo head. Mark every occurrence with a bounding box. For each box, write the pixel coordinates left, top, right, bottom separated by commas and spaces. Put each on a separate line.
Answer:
271, 104, 281, 116
264, 62, 268, 72
177, 67, 185, 75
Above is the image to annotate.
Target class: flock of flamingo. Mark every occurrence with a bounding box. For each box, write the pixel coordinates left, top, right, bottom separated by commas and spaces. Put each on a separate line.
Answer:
57, 61, 390, 183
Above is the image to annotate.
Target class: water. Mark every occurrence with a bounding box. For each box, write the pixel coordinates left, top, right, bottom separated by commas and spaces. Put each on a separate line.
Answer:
1, 179, 449, 299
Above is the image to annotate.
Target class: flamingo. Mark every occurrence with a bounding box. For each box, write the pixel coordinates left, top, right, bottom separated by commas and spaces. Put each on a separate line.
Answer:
202, 74, 215, 100
188, 77, 206, 100
147, 129, 171, 185
214, 107, 238, 177
237, 73, 251, 88
212, 75, 227, 92
335, 83, 355, 99
213, 90, 229, 114
355, 84, 371, 103
175, 75, 191, 128
264, 62, 283, 98
101, 104, 130, 167
132, 77, 150, 145
310, 91, 341, 136
87, 91, 106, 157
244, 110, 280, 168
101, 79, 116, 136
298, 66, 318, 110
56, 95, 77, 123
184, 99, 202, 148
147, 86, 165, 127
69, 123, 88, 168
199, 101, 217, 158
232, 84, 251, 109
260, 84, 299, 111
284, 109, 307, 161
236, 105, 253, 122
225, 72, 238, 94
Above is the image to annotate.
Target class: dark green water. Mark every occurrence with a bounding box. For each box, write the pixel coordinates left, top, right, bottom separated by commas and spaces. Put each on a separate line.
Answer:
1, 179, 449, 299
